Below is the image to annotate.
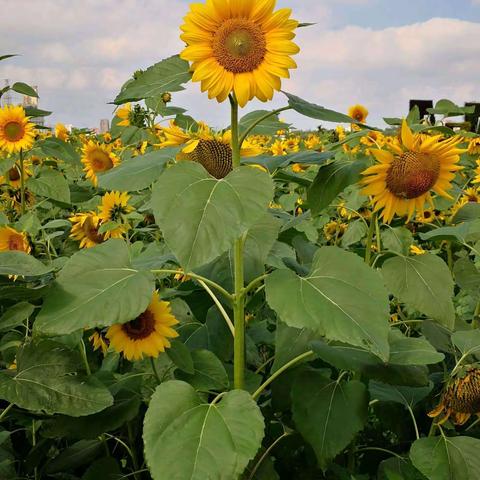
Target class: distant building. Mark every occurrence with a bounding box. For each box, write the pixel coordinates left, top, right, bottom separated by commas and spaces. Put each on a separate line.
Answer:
99, 119, 110, 133
22, 86, 38, 108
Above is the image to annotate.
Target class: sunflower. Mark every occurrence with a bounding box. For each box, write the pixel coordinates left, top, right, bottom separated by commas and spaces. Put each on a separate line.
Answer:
81, 141, 120, 186
270, 139, 287, 156
348, 104, 369, 124
116, 103, 132, 127
461, 187, 480, 204
415, 208, 436, 224
323, 220, 347, 242
429, 367, 480, 426
0, 162, 32, 189
97, 191, 133, 239
473, 160, 480, 185
69, 212, 105, 249
467, 138, 480, 155
89, 330, 109, 354
180, 0, 299, 107
410, 245, 426, 255
361, 120, 464, 223
106, 292, 179, 361
55, 123, 69, 141
160, 121, 261, 178
0, 227, 30, 253
0, 105, 35, 153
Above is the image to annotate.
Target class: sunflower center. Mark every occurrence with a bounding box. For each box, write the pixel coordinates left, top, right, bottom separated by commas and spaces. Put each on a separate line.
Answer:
8, 167, 20, 182
386, 151, 440, 199
109, 204, 128, 222
213, 19, 266, 73
8, 234, 24, 251
122, 310, 156, 340
188, 139, 233, 179
447, 370, 480, 413
4, 121, 24, 142
91, 149, 114, 172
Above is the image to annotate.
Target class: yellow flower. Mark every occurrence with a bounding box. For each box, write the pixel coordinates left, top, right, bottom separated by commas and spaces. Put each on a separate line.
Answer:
55, 123, 69, 141
292, 163, 309, 173
81, 140, 120, 186
461, 187, 480, 204
429, 367, 480, 426
348, 104, 369, 124
336, 125, 346, 141
472, 160, 480, 185
323, 221, 347, 242
361, 120, 464, 223
0, 227, 30, 253
0, 163, 32, 189
0, 105, 35, 153
69, 212, 105, 249
89, 330, 109, 355
304, 134, 321, 150
103, 132, 112, 143
106, 292, 179, 361
116, 103, 132, 127
98, 191, 133, 239
467, 138, 480, 155
415, 208, 436, 224
180, 0, 300, 107
410, 245, 426, 255
285, 137, 300, 153
270, 139, 287, 156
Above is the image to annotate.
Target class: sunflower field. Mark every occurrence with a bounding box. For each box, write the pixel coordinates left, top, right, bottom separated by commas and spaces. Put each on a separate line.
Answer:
1, 1, 480, 479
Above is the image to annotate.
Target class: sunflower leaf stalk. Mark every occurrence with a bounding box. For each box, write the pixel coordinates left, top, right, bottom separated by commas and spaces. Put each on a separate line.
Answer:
19, 148, 26, 216
230, 95, 246, 390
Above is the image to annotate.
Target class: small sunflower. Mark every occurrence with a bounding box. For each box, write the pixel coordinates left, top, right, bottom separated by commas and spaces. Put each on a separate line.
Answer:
270, 139, 287, 156
116, 103, 132, 127
429, 367, 480, 426
106, 292, 179, 361
0, 227, 30, 253
69, 212, 105, 249
89, 330, 109, 355
410, 245, 426, 255
461, 187, 480, 204
348, 104, 369, 124
180, 0, 299, 107
415, 208, 436, 224
361, 120, 464, 223
467, 138, 480, 155
97, 191, 133, 239
0, 105, 35, 153
55, 123, 69, 141
472, 160, 480, 185
0, 162, 32, 189
81, 141, 120, 186
160, 121, 261, 178
323, 220, 347, 242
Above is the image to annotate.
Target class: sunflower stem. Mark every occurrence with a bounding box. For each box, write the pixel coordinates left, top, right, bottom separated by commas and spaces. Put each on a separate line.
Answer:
364, 212, 377, 265
79, 339, 91, 376
150, 357, 162, 385
230, 94, 246, 391
19, 148, 26, 216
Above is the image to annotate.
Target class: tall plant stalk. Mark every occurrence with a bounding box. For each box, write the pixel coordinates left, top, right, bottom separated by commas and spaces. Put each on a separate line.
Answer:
230, 95, 245, 390
19, 148, 26, 215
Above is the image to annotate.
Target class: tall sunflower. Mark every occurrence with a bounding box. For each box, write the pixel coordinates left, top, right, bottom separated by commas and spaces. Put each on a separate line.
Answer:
81, 141, 120, 186
69, 211, 105, 249
97, 191, 133, 239
0, 227, 30, 253
0, 105, 35, 153
180, 0, 299, 107
160, 121, 262, 178
361, 120, 463, 223
106, 292, 179, 361
348, 104, 369, 124
55, 123, 69, 141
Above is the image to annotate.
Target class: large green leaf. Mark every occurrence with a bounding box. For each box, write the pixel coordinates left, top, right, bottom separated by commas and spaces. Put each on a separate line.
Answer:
0, 302, 34, 331
388, 330, 444, 365
307, 156, 369, 216
292, 370, 368, 469
37, 137, 81, 165
382, 254, 455, 329
0, 251, 53, 276
451, 330, 480, 357
238, 110, 289, 137
11, 82, 38, 98
114, 55, 192, 104
454, 258, 480, 300
410, 436, 480, 480
27, 168, 70, 203
369, 380, 433, 407
144, 380, 264, 480
0, 341, 113, 416
98, 148, 178, 191
266, 247, 390, 360
382, 227, 414, 256
35, 240, 154, 335
152, 162, 274, 272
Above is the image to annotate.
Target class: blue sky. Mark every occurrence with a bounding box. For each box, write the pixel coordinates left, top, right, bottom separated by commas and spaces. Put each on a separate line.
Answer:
1, 0, 480, 130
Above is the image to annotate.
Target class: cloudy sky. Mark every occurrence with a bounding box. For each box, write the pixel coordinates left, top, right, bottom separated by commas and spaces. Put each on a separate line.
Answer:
2, 0, 480, 130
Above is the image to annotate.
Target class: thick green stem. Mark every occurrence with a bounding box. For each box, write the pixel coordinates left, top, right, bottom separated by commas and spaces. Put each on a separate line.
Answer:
79, 339, 91, 375
364, 212, 377, 265
230, 95, 246, 390
19, 149, 26, 216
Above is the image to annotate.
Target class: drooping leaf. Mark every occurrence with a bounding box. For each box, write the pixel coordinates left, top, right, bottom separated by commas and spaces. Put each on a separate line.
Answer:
308, 156, 369, 215
238, 110, 290, 137
0, 302, 34, 331
114, 55, 192, 104
0, 341, 113, 416
98, 148, 178, 191
27, 168, 71, 203
410, 436, 480, 480
0, 251, 53, 277
37, 137, 81, 165
152, 162, 274, 272
35, 240, 154, 335
144, 381, 264, 480
11, 82, 38, 98
266, 246, 390, 360
382, 254, 455, 329
451, 330, 480, 357
292, 370, 368, 469
369, 380, 433, 407
388, 330, 444, 365
453, 258, 480, 299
